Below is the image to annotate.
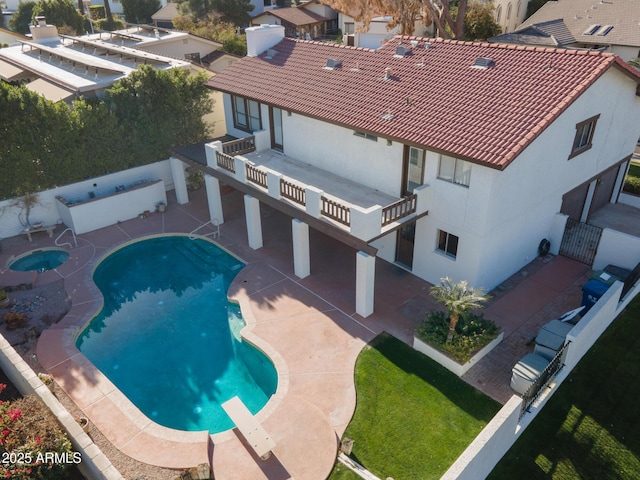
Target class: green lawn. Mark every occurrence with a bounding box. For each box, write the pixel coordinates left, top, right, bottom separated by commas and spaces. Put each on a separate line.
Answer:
327, 333, 500, 480
629, 160, 640, 178
489, 294, 640, 479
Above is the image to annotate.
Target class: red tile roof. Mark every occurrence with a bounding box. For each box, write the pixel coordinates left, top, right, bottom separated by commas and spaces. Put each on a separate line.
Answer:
206, 36, 640, 170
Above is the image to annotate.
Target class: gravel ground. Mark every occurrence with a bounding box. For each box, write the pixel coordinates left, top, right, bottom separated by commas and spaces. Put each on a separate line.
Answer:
0, 280, 181, 480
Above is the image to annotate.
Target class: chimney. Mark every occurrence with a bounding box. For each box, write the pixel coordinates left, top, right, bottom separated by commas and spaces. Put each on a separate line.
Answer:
246, 25, 285, 57
384, 67, 393, 80
29, 17, 59, 44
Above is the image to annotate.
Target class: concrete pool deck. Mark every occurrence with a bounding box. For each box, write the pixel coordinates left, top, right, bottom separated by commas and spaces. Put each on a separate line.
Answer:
0, 186, 589, 478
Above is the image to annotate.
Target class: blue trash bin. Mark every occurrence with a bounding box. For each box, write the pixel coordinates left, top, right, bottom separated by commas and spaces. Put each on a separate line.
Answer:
581, 279, 610, 314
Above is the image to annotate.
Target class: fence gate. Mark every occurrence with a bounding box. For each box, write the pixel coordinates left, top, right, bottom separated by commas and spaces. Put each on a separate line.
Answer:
559, 218, 603, 265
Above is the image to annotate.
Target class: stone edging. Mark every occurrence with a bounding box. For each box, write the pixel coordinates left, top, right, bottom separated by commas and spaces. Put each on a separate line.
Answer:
0, 334, 123, 480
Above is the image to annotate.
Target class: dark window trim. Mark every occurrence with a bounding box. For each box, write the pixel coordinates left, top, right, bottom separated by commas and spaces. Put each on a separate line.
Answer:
402, 146, 425, 196
354, 131, 378, 142
232, 94, 262, 133
436, 229, 459, 259
569, 114, 600, 159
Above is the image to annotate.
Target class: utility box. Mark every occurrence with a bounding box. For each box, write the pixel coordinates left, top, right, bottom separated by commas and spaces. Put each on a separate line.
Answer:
534, 320, 573, 360
511, 353, 550, 395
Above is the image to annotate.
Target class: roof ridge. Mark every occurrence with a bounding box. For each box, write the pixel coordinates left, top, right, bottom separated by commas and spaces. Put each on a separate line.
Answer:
394, 34, 616, 56
286, 37, 375, 52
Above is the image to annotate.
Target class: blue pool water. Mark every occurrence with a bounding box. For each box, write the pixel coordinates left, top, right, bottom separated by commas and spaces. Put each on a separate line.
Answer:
76, 236, 278, 433
10, 248, 69, 272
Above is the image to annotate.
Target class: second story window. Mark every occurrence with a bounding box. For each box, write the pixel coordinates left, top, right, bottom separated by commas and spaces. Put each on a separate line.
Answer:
570, 115, 599, 159
438, 154, 471, 187
232, 95, 262, 132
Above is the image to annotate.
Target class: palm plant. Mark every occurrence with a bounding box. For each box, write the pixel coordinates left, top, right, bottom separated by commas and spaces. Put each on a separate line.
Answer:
430, 277, 489, 343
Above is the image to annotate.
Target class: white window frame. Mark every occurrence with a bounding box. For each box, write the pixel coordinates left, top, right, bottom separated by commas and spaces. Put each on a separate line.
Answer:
438, 155, 471, 187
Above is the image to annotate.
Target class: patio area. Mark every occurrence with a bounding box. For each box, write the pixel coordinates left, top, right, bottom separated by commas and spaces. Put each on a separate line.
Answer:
0, 185, 591, 477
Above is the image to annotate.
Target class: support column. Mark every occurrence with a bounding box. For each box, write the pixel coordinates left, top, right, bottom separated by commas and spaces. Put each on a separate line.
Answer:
205, 175, 224, 225
170, 157, 189, 205
244, 194, 263, 250
292, 219, 310, 279
356, 251, 375, 318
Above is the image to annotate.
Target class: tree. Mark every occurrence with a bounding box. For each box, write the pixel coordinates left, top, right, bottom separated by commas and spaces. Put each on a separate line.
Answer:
211, 0, 253, 26
0, 67, 212, 200
33, 0, 85, 34
121, 0, 160, 24
9, 1, 37, 34
430, 277, 489, 343
173, 13, 247, 55
424, 0, 468, 39
323, 0, 472, 39
463, 1, 501, 41
321, 0, 426, 36
184, 0, 211, 20
106, 65, 212, 161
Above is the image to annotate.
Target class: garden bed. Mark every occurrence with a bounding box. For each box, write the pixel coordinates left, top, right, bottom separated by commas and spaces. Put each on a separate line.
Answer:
413, 332, 503, 377
413, 311, 502, 376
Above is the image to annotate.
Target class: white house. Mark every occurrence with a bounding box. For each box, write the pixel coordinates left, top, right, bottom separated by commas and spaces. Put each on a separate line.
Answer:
251, 1, 338, 40
490, 0, 640, 62
0, 18, 190, 102
338, 11, 431, 49
493, 0, 530, 34
178, 25, 640, 316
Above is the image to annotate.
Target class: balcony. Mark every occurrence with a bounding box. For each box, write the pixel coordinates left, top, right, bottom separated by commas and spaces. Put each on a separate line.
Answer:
205, 138, 430, 243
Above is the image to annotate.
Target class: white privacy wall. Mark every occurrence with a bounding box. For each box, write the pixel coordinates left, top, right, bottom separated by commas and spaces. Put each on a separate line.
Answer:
0, 160, 174, 239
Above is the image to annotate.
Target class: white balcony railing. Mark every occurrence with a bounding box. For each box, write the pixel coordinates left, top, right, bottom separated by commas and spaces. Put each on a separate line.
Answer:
206, 141, 430, 241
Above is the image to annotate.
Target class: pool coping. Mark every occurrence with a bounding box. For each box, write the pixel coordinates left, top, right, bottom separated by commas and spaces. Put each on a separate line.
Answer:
37, 233, 291, 469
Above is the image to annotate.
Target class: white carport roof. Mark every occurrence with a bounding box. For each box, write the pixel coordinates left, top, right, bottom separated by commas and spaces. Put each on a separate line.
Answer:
0, 58, 26, 81
25, 78, 75, 102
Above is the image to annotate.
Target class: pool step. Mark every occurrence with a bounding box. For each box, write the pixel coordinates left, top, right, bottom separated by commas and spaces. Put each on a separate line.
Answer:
173, 242, 219, 270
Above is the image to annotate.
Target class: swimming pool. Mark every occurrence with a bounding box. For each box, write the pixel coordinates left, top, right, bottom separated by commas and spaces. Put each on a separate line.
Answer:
76, 236, 278, 433
9, 248, 69, 272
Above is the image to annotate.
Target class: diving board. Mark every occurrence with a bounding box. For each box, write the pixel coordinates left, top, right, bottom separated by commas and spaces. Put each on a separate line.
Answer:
221, 396, 275, 460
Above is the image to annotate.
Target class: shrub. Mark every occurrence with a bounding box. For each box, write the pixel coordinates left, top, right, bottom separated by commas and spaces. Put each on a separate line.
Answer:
623, 175, 640, 195
2, 312, 27, 330
416, 311, 499, 363
93, 16, 125, 31
0, 387, 79, 479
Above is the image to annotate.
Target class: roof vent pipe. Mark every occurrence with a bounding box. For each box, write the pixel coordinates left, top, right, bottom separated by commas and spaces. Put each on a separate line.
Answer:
384, 67, 393, 79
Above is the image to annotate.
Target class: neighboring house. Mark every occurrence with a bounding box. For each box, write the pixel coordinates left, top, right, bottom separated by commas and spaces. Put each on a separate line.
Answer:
151, 2, 179, 29
89, 25, 223, 65
0, 18, 190, 102
338, 11, 431, 49
489, 0, 640, 61
251, 1, 337, 40
192, 25, 640, 317
85, 25, 237, 136
493, 0, 530, 34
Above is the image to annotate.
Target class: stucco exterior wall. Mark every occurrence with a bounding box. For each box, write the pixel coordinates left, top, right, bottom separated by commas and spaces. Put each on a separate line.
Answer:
138, 38, 221, 60
494, 0, 529, 34
610, 45, 640, 62
471, 67, 640, 289
268, 110, 405, 197
219, 64, 640, 290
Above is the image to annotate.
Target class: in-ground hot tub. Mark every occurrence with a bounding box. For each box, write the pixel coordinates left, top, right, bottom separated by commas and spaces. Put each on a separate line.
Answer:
8, 248, 70, 273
